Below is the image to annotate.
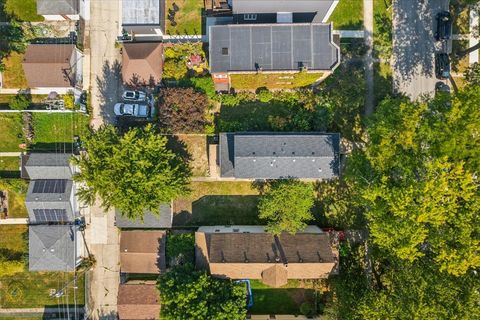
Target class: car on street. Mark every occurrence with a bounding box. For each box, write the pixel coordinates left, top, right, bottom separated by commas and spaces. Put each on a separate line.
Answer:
435, 53, 450, 79
435, 11, 452, 41
122, 90, 147, 102
114, 103, 154, 118
435, 81, 450, 93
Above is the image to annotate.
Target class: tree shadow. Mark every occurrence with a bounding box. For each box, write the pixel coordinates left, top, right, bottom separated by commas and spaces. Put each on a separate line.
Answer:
95, 60, 122, 125
166, 135, 193, 164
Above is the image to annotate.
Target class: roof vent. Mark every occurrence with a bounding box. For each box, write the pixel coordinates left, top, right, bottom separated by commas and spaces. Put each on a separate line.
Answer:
292, 152, 295, 155
312, 159, 315, 162
293, 159, 296, 162
275, 256, 280, 262
222, 47, 228, 55
215, 229, 220, 232
312, 152, 315, 155
233, 228, 240, 232
318, 168, 322, 172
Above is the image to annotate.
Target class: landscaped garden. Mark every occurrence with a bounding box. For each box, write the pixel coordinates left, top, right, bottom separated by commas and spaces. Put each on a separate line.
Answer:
230, 72, 323, 91
1, 52, 28, 88
165, 0, 203, 35
328, 0, 364, 30
0, 225, 85, 308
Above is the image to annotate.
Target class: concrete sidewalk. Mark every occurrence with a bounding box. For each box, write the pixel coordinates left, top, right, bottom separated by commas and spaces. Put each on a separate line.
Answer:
363, 0, 374, 116
0, 218, 28, 225
470, 8, 479, 64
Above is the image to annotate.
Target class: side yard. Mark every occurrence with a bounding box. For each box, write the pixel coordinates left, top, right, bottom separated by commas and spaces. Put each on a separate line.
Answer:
167, 134, 209, 177
165, 0, 203, 35
1, 52, 28, 89
0, 225, 85, 308
230, 72, 323, 91
0, 113, 23, 151
328, 0, 364, 30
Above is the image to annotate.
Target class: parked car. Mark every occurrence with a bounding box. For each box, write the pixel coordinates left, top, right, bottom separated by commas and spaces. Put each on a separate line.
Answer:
435, 53, 450, 79
435, 81, 450, 93
122, 90, 147, 102
114, 103, 152, 118
435, 11, 452, 41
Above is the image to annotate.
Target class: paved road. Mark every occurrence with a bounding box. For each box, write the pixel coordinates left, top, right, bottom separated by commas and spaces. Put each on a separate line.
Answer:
89, 0, 122, 129
393, 0, 450, 100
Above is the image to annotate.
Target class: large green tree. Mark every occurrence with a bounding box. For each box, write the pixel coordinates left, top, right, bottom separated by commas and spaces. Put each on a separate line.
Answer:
158, 264, 247, 320
73, 124, 191, 219
346, 87, 480, 276
258, 180, 315, 235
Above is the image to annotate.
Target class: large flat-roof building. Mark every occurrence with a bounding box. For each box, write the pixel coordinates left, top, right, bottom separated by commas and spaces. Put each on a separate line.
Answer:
121, 0, 165, 40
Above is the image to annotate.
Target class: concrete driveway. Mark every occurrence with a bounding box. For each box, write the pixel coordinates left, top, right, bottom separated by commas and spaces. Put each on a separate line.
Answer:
393, 0, 450, 100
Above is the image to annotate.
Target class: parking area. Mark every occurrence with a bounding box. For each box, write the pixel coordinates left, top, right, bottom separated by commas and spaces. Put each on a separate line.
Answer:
392, 0, 450, 99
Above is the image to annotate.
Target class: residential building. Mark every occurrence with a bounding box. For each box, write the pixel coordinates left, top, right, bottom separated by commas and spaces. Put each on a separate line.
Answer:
118, 284, 161, 320
22, 44, 83, 93
195, 225, 338, 287
208, 23, 340, 90
36, 0, 90, 21
121, 0, 165, 40
120, 231, 167, 274
122, 43, 163, 85
218, 132, 340, 179
115, 203, 173, 229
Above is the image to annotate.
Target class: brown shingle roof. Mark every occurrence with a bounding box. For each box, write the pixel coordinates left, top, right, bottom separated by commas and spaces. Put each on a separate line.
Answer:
120, 231, 166, 274
261, 264, 288, 288
22, 44, 75, 88
118, 284, 160, 320
122, 43, 163, 85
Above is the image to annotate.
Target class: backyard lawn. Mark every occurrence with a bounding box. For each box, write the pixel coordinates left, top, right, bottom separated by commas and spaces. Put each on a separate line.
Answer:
165, 0, 203, 35
0, 113, 23, 151
0, 225, 85, 308
249, 280, 317, 315
0, 156, 20, 178
328, 0, 364, 30
168, 134, 209, 177
3, 0, 43, 21
31, 113, 90, 151
173, 181, 262, 226
1, 52, 28, 89
230, 72, 323, 91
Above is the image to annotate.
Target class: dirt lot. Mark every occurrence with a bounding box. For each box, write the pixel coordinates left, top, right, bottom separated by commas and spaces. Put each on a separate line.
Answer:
169, 134, 209, 177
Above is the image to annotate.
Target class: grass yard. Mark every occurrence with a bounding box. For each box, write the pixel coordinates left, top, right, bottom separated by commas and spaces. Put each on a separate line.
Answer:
374, 62, 392, 105
0, 178, 28, 220
31, 113, 90, 152
0, 225, 85, 308
168, 134, 209, 177
166, 0, 203, 35
328, 0, 364, 30
249, 280, 317, 315
3, 0, 43, 21
0, 156, 20, 178
451, 40, 470, 74
230, 72, 323, 91
450, 1, 469, 35
173, 181, 261, 226
0, 113, 23, 152
373, 0, 392, 33
1, 52, 28, 89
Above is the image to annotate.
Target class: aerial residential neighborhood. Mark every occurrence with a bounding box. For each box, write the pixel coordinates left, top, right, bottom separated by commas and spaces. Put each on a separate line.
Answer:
0, 0, 479, 319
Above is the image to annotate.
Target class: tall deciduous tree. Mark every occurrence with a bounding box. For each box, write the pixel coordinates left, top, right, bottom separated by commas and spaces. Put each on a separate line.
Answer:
158, 264, 247, 320
346, 87, 480, 276
258, 180, 315, 235
73, 124, 191, 219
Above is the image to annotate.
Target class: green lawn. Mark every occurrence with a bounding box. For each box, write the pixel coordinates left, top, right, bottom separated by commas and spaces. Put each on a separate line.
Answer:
166, 0, 203, 35
31, 113, 90, 151
1, 52, 28, 89
328, 0, 364, 30
374, 62, 392, 106
0, 225, 85, 308
4, 0, 44, 21
249, 280, 316, 315
173, 181, 262, 226
0, 156, 20, 178
0, 179, 28, 218
373, 0, 391, 34
230, 72, 323, 91
450, 1, 469, 35
0, 113, 23, 152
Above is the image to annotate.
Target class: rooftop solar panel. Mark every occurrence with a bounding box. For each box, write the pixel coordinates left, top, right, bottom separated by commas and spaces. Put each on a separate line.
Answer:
32, 179, 67, 194
33, 209, 68, 222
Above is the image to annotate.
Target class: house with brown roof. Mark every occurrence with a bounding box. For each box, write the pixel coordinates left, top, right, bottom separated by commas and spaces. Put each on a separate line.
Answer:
195, 225, 338, 287
118, 284, 160, 320
122, 43, 163, 86
22, 44, 83, 92
120, 230, 166, 274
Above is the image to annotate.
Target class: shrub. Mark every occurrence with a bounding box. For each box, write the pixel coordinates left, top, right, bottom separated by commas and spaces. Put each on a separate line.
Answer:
163, 58, 188, 80
300, 302, 315, 317
22, 112, 34, 143
9, 94, 29, 110
63, 94, 75, 110
166, 233, 194, 267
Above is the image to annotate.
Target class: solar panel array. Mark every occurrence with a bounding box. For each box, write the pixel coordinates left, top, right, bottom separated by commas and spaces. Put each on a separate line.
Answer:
32, 179, 67, 193
32, 209, 68, 222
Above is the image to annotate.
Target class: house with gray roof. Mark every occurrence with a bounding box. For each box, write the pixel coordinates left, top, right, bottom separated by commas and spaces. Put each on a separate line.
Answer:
115, 203, 173, 229
29, 225, 83, 271
121, 0, 165, 40
36, 0, 90, 20
219, 132, 340, 179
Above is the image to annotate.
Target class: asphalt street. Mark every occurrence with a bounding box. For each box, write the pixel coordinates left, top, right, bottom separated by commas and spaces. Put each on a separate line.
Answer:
393, 0, 450, 100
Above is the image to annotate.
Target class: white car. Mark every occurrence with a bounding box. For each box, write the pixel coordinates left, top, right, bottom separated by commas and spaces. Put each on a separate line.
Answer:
114, 103, 151, 118
122, 90, 147, 102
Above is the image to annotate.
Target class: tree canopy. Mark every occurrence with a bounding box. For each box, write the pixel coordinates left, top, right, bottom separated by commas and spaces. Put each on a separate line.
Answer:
73, 124, 191, 219
258, 180, 315, 235
345, 87, 480, 275
158, 264, 247, 320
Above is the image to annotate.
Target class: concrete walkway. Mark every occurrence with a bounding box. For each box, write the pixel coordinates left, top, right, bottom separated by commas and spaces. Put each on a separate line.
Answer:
0, 307, 84, 315
0, 109, 85, 113
363, 0, 374, 116
470, 8, 479, 64
0, 152, 21, 156
0, 218, 28, 225
334, 30, 365, 38
0, 88, 73, 94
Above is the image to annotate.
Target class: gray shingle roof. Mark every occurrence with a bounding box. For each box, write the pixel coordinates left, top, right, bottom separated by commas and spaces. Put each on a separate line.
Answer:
37, 0, 79, 15
122, 0, 160, 25
23, 153, 73, 180
232, 0, 334, 19
115, 204, 172, 229
219, 132, 340, 179
209, 23, 339, 73
29, 225, 78, 271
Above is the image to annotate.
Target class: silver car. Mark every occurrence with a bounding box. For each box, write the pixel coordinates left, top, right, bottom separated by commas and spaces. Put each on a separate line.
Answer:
122, 90, 147, 102
114, 103, 150, 118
